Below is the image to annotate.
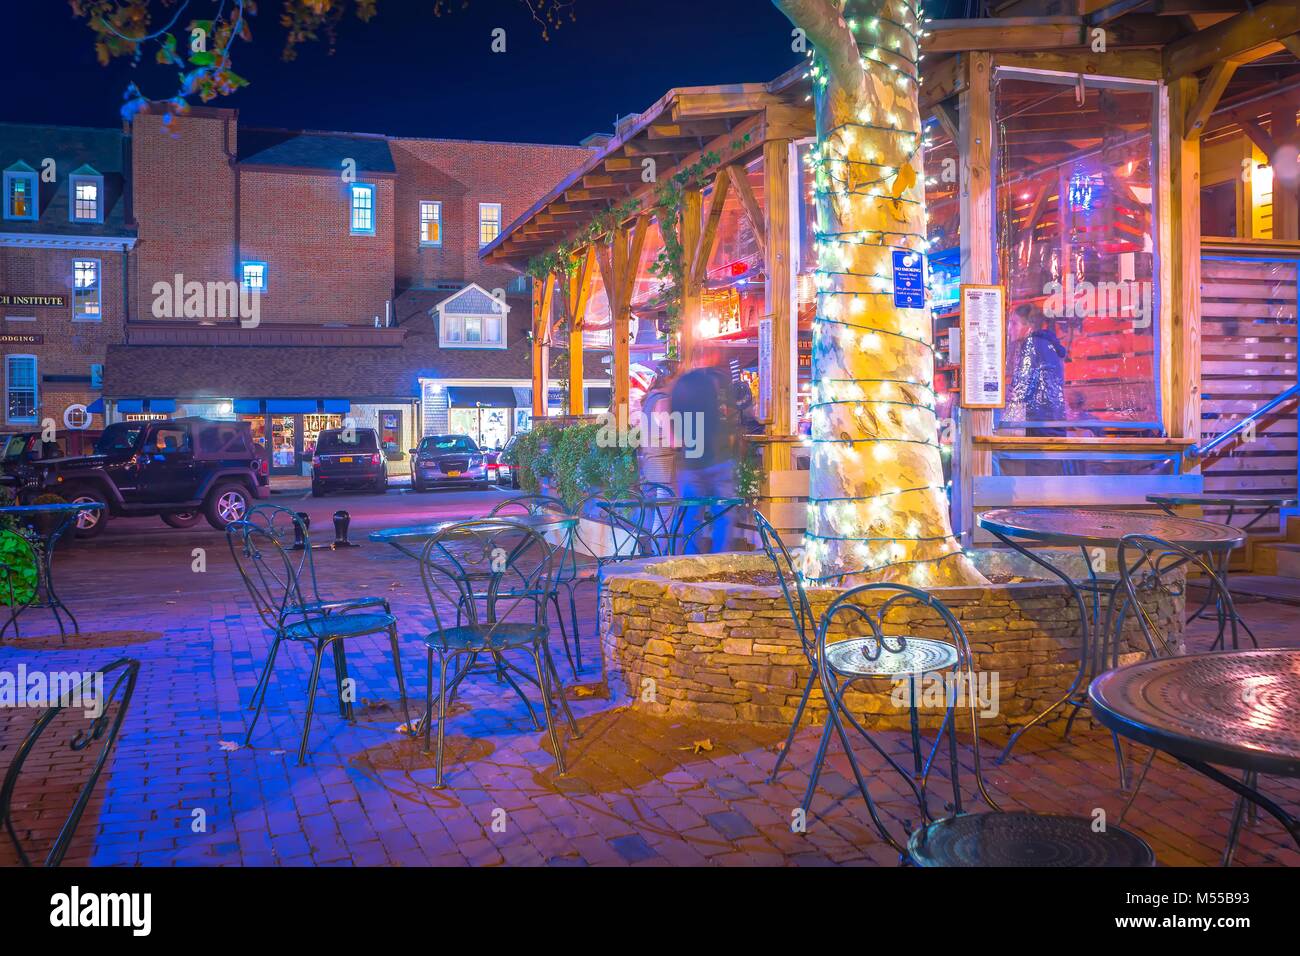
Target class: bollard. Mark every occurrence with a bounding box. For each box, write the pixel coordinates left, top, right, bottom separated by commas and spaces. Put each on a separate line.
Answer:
291, 511, 311, 551
331, 510, 359, 549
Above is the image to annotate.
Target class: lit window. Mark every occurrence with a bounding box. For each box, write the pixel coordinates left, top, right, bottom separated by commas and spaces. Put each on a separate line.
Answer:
351, 183, 375, 234
479, 202, 502, 247
464, 316, 482, 343
241, 261, 267, 292
3, 165, 37, 221
70, 174, 103, 223
90, 364, 104, 390
73, 258, 101, 320
5, 354, 37, 424
420, 200, 442, 246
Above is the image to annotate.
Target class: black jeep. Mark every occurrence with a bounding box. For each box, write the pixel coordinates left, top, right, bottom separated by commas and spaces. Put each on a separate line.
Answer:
18, 417, 270, 537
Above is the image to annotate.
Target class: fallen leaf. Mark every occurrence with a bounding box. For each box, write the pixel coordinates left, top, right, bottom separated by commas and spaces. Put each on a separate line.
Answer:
218, 740, 241, 752
678, 739, 713, 755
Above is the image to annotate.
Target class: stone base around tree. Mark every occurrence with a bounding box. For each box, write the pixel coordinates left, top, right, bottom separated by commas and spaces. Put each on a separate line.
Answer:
599, 549, 1184, 733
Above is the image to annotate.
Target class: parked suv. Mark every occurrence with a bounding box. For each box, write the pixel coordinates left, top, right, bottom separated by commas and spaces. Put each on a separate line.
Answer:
18, 417, 270, 537
409, 434, 489, 491
311, 427, 387, 496
494, 433, 521, 489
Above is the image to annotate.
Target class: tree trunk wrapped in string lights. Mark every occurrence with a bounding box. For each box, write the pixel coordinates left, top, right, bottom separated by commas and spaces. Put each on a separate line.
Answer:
773, 0, 984, 586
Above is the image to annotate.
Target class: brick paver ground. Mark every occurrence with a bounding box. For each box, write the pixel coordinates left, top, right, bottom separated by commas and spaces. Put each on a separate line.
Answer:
2, 519, 1297, 867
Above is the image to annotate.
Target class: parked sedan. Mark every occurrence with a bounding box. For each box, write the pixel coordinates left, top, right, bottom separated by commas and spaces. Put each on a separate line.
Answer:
409, 434, 489, 491
311, 428, 388, 496
494, 433, 521, 489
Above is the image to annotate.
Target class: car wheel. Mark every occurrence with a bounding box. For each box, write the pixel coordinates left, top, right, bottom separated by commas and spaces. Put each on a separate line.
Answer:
67, 487, 109, 539
205, 482, 251, 530
162, 511, 201, 529
411, 480, 425, 493
373, 474, 388, 495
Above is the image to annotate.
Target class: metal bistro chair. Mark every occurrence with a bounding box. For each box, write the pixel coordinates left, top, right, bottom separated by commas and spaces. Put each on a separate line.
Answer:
1110, 533, 1253, 865
228, 520, 411, 764
488, 494, 583, 675
807, 588, 1158, 866
416, 518, 581, 788
1, 658, 139, 866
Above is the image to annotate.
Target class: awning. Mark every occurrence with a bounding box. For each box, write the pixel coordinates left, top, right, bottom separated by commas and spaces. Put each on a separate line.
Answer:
86, 398, 105, 415
445, 386, 516, 408
233, 399, 262, 415
322, 399, 351, 414
586, 387, 612, 409
150, 398, 177, 414
265, 399, 317, 414
116, 399, 144, 414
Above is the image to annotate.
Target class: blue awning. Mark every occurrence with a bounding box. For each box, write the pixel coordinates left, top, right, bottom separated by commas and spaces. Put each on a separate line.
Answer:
86, 398, 105, 415
116, 399, 144, 414
233, 399, 262, 415
322, 399, 351, 414
445, 387, 516, 408
149, 399, 176, 414
265, 399, 316, 414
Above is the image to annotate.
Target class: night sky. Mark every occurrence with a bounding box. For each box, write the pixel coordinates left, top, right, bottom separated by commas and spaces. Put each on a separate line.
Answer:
3, 0, 967, 144
2, 0, 813, 144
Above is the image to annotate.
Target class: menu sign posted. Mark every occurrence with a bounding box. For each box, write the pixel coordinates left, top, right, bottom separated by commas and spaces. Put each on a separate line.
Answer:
891, 250, 925, 310
960, 284, 1006, 409
757, 317, 773, 423
0, 294, 66, 308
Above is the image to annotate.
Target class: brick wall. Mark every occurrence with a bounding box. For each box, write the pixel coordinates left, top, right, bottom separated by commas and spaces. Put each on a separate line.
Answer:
130, 109, 238, 321
2, 245, 128, 430
239, 170, 395, 326
389, 138, 592, 291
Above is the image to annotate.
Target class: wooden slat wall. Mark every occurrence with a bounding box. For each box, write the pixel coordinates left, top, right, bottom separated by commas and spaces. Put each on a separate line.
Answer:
1198, 256, 1299, 531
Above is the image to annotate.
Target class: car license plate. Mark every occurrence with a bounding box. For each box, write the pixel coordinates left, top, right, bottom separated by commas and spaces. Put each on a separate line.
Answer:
339, 456, 353, 463
447, 470, 461, 477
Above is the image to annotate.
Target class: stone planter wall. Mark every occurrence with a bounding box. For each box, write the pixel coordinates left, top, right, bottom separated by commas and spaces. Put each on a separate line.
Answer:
600, 550, 1184, 733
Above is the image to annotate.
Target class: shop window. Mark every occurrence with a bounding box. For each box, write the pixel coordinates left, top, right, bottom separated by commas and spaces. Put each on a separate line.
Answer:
3, 164, 37, 221
420, 200, 442, 245
70, 170, 104, 223
73, 258, 101, 321
5, 354, 38, 423
1201, 180, 1237, 238
994, 70, 1161, 434
479, 202, 501, 246
351, 183, 375, 235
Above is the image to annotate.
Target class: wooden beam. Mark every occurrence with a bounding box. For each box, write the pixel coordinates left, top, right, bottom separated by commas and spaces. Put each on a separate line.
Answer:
920, 54, 967, 112
567, 247, 595, 416
923, 19, 1086, 55
1185, 60, 1238, 139
1163, 0, 1300, 79
763, 139, 795, 470
601, 215, 649, 424
994, 49, 1163, 80
957, 51, 995, 545
691, 169, 732, 286
726, 163, 767, 261
532, 273, 555, 418
1281, 32, 1300, 59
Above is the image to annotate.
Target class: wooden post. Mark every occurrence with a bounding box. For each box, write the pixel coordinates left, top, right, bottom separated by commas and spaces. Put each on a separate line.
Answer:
679, 188, 703, 365
957, 51, 995, 544
532, 273, 554, 419
567, 247, 596, 417
1169, 75, 1204, 445
764, 139, 796, 473
598, 216, 649, 426
1273, 105, 1300, 240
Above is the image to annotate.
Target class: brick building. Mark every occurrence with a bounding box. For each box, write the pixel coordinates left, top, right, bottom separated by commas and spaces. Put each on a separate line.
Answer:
1, 123, 134, 439
2, 109, 603, 475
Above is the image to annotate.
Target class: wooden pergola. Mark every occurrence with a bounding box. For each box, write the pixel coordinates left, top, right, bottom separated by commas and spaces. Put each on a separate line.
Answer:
483, 0, 1300, 542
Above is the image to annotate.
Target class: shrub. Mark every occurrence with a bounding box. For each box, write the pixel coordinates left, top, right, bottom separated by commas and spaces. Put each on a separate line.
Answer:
504, 421, 637, 510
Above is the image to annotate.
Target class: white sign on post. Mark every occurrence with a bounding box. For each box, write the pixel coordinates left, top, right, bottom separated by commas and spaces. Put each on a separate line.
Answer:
960, 284, 1006, 409
757, 317, 773, 422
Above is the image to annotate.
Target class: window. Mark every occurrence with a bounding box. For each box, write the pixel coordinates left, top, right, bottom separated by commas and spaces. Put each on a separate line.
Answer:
479, 202, 502, 246
5, 354, 37, 424
465, 316, 482, 343
65, 405, 90, 429
351, 183, 375, 234
69, 171, 103, 223
90, 364, 103, 390
73, 258, 101, 320
3, 164, 37, 221
241, 261, 267, 292
420, 200, 442, 246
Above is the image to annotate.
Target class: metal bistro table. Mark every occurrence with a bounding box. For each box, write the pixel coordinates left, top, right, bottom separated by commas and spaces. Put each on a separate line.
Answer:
1147, 493, 1297, 640
597, 496, 745, 557
1090, 649, 1300, 859
0, 502, 106, 640
978, 507, 1244, 772
368, 513, 578, 558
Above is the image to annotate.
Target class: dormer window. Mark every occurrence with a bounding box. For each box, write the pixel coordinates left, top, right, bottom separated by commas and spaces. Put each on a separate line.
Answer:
3, 162, 37, 221
69, 166, 104, 223
435, 283, 510, 350
350, 183, 375, 234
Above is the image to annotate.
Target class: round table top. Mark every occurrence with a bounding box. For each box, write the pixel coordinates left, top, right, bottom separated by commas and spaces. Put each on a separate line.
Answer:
978, 507, 1244, 551
0, 502, 106, 514
1089, 649, 1300, 777
367, 513, 576, 543
600, 496, 745, 509
1147, 493, 1298, 508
